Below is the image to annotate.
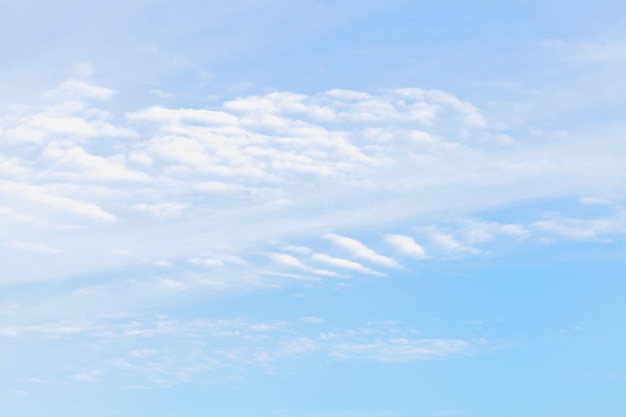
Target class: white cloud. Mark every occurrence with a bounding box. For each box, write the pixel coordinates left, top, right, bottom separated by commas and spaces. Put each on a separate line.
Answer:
0, 154, 29, 177
42, 145, 150, 182
0, 206, 46, 225
72, 371, 103, 383
533, 216, 620, 240
579, 196, 613, 205
5, 240, 62, 254
311, 253, 384, 276
0, 327, 19, 337
0, 181, 116, 222
2, 78, 625, 286
270, 253, 338, 276
1, 315, 483, 385
331, 338, 472, 362
499, 224, 530, 237
384, 234, 426, 258
426, 90, 487, 128
128, 152, 153, 166
128, 106, 239, 126
154, 278, 188, 292
299, 316, 324, 324
192, 181, 247, 193
44, 80, 115, 101
0, 322, 89, 338
431, 233, 481, 254
32, 116, 102, 137
281, 245, 314, 255
3, 94, 135, 144
189, 254, 248, 268
325, 234, 399, 268
217, 254, 248, 265
459, 220, 530, 243
148, 89, 174, 98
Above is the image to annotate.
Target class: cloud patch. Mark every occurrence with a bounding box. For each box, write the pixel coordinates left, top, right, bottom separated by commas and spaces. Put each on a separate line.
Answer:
311, 253, 384, 276
0, 315, 485, 386
326, 234, 400, 268
384, 234, 426, 258
2, 77, 625, 285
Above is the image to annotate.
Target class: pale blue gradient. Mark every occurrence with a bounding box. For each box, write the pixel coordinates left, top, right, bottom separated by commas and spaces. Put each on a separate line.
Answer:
1, 1, 625, 416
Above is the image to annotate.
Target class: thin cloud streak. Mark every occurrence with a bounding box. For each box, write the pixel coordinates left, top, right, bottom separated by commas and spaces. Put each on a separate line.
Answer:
384, 234, 426, 258
325, 234, 400, 268
311, 253, 385, 276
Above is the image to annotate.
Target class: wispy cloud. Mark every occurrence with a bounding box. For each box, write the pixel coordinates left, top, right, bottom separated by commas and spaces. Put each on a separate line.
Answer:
384, 234, 426, 258
311, 253, 384, 276
131, 202, 188, 219
325, 234, 400, 268
0, 315, 485, 386
270, 253, 338, 276
2, 77, 625, 286
72, 371, 103, 383
0, 181, 117, 222
533, 215, 623, 240
5, 240, 62, 254
331, 338, 473, 362
574, 39, 626, 63
43, 79, 115, 101
430, 233, 481, 255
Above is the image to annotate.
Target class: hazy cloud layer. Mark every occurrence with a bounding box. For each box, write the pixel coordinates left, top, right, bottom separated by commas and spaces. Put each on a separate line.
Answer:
1, 78, 625, 287
0, 315, 484, 387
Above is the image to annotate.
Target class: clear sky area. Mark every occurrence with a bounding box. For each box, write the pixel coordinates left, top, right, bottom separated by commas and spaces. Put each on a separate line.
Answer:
1, 1, 625, 416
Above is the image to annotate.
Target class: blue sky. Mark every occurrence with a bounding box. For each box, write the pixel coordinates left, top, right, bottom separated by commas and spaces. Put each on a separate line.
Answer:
1, 1, 626, 416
